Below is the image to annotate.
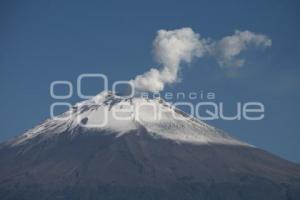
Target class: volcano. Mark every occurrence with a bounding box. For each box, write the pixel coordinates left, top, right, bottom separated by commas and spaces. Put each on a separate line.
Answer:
0, 91, 300, 200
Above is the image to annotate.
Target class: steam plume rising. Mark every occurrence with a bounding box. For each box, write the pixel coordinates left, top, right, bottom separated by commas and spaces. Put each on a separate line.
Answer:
131, 28, 206, 93
131, 28, 271, 93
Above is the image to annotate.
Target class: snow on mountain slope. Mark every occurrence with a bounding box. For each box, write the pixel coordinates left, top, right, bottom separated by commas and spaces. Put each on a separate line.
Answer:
2, 92, 300, 200
9, 91, 251, 147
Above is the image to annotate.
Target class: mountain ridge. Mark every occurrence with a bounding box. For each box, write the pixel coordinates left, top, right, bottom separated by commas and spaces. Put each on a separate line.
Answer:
7, 91, 251, 147
1, 91, 300, 200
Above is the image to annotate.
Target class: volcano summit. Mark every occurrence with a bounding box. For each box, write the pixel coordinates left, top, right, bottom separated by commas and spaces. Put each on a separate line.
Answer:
0, 91, 300, 200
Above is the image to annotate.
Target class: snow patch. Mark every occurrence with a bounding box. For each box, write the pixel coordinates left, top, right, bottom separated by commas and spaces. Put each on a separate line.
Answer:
9, 91, 252, 147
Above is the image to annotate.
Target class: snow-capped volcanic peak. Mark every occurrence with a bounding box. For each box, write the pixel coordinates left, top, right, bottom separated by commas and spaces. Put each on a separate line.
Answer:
11, 91, 251, 147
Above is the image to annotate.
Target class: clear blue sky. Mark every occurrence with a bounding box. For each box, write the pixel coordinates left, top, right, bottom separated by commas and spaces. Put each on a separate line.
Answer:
1, 0, 300, 162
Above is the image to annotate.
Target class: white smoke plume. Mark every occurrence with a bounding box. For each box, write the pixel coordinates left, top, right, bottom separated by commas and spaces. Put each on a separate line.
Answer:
131, 28, 207, 93
208, 30, 272, 68
131, 28, 271, 93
